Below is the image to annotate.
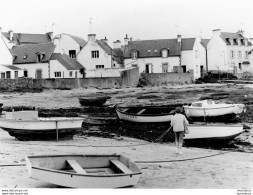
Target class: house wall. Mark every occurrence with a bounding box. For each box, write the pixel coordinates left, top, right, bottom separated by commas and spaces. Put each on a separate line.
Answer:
49, 60, 83, 78
85, 68, 126, 77
207, 35, 228, 71
120, 67, 139, 87
77, 40, 112, 70
0, 36, 13, 64
54, 34, 82, 57
141, 72, 194, 86
124, 56, 180, 74
13, 63, 49, 78
0, 65, 24, 79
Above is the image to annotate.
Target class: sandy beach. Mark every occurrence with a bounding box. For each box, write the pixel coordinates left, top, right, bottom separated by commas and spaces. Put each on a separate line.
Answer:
0, 83, 253, 188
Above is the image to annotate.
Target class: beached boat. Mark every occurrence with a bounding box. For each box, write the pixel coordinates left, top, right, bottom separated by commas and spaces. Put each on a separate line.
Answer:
78, 96, 111, 106
0, 111, 83, 141
184, 123, 244, 142
116, 106, 174, 123
183, 100, 245, 118
26, 154, 142, 188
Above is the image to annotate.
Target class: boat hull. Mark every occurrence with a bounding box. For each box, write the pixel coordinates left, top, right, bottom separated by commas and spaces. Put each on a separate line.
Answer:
26, 154, 142, 188
116, 108, 173, 123
79, 96, 110, 106
184, 124, 243, 141
0, 117, 83, 141
184, 104, 245, 118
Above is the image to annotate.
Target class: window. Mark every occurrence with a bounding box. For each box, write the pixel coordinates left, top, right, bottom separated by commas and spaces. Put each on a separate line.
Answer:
69, 71, 73, 77
238, 51, 242, 59
54, 72, 61, 78
239, 63, 242, 70
245, 51, 249, 59
1, 73, 5, 79
132, 64, 138, 68
181, 65, 186, 73
23, 55, 28, 59
162, 63, 168, 73
131, 51, 138, 59
231, 50, 235, 59
69, 50, 76, 59
96, 65, 104, 69
14, 71, 18, 78
161, 49, 168, 58
91, 50, 99, 58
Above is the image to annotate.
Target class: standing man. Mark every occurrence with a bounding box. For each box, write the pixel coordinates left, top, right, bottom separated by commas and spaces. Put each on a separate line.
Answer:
170, 107, 189, 154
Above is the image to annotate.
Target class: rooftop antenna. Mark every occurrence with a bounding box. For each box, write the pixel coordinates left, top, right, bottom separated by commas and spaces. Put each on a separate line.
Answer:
89, 18, 93, 34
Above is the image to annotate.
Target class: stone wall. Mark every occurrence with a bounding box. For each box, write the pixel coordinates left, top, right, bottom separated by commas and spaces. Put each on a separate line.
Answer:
141, 72, 194, 86
0, 78, 41, 90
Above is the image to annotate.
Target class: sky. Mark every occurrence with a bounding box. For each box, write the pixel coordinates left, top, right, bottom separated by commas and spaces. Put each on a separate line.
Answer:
0, 0, 252, 45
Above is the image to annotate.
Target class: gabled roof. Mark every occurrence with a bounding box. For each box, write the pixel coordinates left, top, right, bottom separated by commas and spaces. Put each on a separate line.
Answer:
112, 48, 124, 64
181, 38, 196, 50
220, 32, 252, 46
96, 40, 113, 55
1, 65, 22, 70
200, 39, 210, 49
10, 43, 55, 64
2, 32, 52, 44
50, 53, 83, 70
123, 39, 181, 58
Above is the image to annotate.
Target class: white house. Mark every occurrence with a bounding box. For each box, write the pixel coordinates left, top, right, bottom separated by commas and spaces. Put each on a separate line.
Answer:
0, 65, 23, 79
0, 28, 14, 65
207, 29, 252, 73
181, 37, 209, 79
53, 34, 86, 59
10, 43, 55, 79
77, 34, 123, 77
49, 53, 84, 78
123, 36, 181, 74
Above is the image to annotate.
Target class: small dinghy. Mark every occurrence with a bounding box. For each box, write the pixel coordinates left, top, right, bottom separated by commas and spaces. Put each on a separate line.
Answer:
79, 96, 111, 106
0, 110, 83, 141
116, 106, 174, 123
26, 154, 142, 188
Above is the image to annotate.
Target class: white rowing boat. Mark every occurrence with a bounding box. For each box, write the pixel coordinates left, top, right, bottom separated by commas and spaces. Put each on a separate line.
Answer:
26, 154, 142, 188
183, 100, 245, 118
0, 111, 83, 141
184, 123, 244, 141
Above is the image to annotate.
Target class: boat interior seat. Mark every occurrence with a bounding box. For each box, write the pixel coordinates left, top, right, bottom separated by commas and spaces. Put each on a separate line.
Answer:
137, 109, 146, 115
66, 160, 87, 174
109, 160, 132, 174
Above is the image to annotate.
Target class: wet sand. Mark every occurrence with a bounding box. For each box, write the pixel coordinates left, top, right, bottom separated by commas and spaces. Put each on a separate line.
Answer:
0, 83, 253, 188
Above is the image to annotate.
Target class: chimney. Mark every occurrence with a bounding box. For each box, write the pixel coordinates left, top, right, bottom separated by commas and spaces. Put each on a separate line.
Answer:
177, 35, 182, 43
101, 36, 108, 44
212, 29, 221, 37
124, 34, 129, 45
237, 29, 244, 36
46, 32, 53, 40
88, 34, 96, 42
8, 30, 13, 41
113, 40, 121, 49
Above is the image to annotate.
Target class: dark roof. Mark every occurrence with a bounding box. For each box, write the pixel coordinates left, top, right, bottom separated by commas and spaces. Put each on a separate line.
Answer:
200, 39, 210, 49
96, 40, 113, 55
123, 39, 181, 58
50, 53, 83, 70
181, 38, 196, 50
11, 43, 55, 64
70, 35, 86, 47
1, 65, 22, 70
2, 32, 52, 44
112, 48, 124, 64
220, 32, 252, 46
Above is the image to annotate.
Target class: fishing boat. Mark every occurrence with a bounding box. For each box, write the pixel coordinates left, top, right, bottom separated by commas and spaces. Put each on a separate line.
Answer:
78, 96, 111, 106
184, 123, 244, 142
26, 154, 142, 188
115, 106, 174, 123
183, 100, 245, 119
0, 110, 83, 141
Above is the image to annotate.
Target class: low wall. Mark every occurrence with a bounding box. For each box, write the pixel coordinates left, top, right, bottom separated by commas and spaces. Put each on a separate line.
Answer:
141, 72, 194, 86
120, 67, 139, 87
0, 78, 41, 90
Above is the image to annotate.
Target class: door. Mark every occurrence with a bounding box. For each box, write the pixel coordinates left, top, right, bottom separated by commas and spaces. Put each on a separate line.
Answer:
162, 63, 168, 73
200, 65, 204, 77
36, 69, 42, 79
181, 65, 186, 73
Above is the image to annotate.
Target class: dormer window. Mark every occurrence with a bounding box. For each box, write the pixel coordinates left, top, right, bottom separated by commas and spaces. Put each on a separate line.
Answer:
148, 50, 151, 53
23, 55, 28, 59
131, 50, 138, 60
161, 49, 169, 58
